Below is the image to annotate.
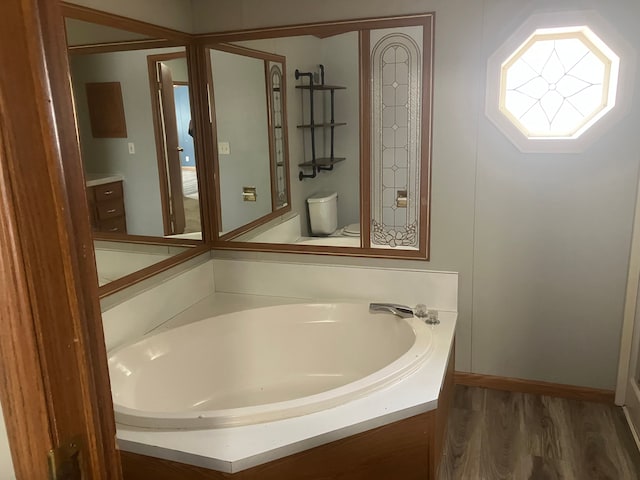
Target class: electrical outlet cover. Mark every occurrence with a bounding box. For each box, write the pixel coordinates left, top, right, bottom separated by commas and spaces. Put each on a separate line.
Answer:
218, 142, 230, 155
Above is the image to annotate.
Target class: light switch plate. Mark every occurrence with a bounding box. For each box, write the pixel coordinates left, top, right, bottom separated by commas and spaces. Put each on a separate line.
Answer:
218, 142, 230, 155
128, 142, 135, 154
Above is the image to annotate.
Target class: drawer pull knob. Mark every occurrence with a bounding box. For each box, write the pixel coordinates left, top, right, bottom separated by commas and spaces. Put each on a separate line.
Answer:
109, 227, 119, 232
107, 209, 117, 214
103, 190, 114, 196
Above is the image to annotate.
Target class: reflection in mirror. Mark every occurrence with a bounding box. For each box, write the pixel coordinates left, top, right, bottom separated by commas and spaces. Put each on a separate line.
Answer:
65, 18, 155, 48
268, 62, 288, 209
209, 15, 433, 259
208, 45, 291, 238
70, 46, 202, 238
225, 33, 361, 247
94, 240, 191, 286
65, 16, 203, 291
147, 52, 202, 238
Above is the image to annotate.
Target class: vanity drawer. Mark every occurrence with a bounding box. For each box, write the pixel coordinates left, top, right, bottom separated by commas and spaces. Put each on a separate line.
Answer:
86, 179, 127, 233
98, 216, 127, 233
93, 181, 123, 202
96, 199, 125, 221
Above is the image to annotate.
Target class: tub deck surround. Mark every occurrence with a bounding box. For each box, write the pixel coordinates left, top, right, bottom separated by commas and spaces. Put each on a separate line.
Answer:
114, 300, 456, 473
110, 303, 436, 429
211, 259, 458, 312
104, 260, 458, 474
101, 258, 215, 351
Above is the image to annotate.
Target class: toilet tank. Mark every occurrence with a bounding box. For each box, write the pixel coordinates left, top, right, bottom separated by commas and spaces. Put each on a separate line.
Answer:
307, 192, 338, 235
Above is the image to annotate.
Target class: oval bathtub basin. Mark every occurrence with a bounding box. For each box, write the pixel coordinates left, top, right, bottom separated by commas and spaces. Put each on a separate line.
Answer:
109, 303, 434, 429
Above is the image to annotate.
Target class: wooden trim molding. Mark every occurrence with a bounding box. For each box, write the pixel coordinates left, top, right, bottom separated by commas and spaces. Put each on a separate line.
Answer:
0, 0, 122, 476
454, 372, 615, 404
205, 13, 434, 261
0, 88, 54, 480
359, 29, 372, 250
196, 13, 436, 43
68, 39, 183, 55
187, 44, 217, 244
147, 51, 188, 236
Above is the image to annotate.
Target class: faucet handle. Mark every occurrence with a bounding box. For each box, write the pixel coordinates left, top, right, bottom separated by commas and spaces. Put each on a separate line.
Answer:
414, 304, 428, 319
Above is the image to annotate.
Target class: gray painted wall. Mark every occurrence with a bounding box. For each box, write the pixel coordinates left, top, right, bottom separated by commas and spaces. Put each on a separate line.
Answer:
65, 0, 193, 33
210, 49, 273, 233
193, 0, 640, 391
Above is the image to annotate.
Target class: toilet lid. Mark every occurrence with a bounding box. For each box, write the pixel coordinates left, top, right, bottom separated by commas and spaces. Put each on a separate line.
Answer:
343, 223, 360, 237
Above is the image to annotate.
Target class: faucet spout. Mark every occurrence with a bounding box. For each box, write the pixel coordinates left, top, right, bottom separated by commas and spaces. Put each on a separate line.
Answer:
369, 303, 414, 319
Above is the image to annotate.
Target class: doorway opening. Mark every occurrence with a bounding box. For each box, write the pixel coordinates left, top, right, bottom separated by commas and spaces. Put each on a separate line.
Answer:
147, 52, 201, 237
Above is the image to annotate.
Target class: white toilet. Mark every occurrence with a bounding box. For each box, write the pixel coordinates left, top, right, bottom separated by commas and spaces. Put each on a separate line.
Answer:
307, 192, 360, 237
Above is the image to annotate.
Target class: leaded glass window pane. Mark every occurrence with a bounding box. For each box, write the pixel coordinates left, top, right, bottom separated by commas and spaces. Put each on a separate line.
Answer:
501, 27, 619, 139
371, 26, 422, 249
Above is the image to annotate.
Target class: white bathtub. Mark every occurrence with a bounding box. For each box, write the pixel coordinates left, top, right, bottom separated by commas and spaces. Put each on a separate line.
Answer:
109, 303, 434, 429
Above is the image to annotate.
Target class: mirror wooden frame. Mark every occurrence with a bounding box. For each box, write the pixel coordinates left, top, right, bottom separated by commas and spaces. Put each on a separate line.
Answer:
60, 5, 435, 301
196, 13, 434, 261
62, 2, 212, 298
205, 43, 293, 240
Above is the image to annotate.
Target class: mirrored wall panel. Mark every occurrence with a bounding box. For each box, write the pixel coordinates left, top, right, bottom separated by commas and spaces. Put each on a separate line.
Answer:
207, 45, 291, 239
371, 27, 424, 250
65, 16, 202, 290
208, 14, 432, 259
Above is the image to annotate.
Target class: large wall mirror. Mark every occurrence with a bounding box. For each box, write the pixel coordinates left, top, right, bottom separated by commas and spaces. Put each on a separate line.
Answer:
204, 14, 434, 260
207, 44, 292, 239
63, 5, 208, 296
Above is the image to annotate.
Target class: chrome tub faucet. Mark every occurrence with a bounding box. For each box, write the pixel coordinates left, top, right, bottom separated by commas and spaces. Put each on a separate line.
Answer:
369, 303, 414, 319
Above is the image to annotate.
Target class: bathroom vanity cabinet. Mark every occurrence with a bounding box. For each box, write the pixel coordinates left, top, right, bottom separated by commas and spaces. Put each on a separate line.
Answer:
119, 342, 455, 480
86, 177, 127, 233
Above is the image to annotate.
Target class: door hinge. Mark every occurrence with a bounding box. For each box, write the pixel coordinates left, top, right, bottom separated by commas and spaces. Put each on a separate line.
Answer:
48, 436, 82, 480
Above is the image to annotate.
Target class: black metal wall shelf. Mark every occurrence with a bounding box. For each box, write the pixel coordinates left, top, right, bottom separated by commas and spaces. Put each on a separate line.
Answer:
297, 122, 347, 129
295, 64, 346, 181
298, 157, 346, 168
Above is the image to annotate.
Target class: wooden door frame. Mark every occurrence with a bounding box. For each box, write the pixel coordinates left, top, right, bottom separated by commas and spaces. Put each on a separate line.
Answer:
0, 0, 121, 477
148, 51, 189, 236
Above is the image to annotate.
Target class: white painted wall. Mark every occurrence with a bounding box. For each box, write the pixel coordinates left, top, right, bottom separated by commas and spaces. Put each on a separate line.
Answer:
70, 47, 185, 237
65, 18, 151, 46
65, 0, 194, 33
193, 0, 640, 391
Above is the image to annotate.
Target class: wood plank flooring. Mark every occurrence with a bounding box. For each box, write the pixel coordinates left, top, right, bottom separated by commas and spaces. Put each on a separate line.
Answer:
439, 386, 640, 480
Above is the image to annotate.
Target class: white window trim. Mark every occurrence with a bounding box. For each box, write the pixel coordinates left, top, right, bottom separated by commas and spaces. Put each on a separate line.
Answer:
485, 10, 636, 154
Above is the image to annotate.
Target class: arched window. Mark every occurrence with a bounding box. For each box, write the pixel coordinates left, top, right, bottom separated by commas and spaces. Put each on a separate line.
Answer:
371, 31, 422, 249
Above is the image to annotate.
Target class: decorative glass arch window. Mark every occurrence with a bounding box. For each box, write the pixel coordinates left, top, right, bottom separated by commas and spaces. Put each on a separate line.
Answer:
371, 28, 423, 249
269, 62, 287, 208
500, 26, 619, 139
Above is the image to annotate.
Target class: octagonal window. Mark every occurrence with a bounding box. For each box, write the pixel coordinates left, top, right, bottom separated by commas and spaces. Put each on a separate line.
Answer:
500, 26, 619, 139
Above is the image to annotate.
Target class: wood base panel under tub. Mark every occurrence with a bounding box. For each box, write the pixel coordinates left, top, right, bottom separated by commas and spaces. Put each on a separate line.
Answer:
121, 345, 455, 480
